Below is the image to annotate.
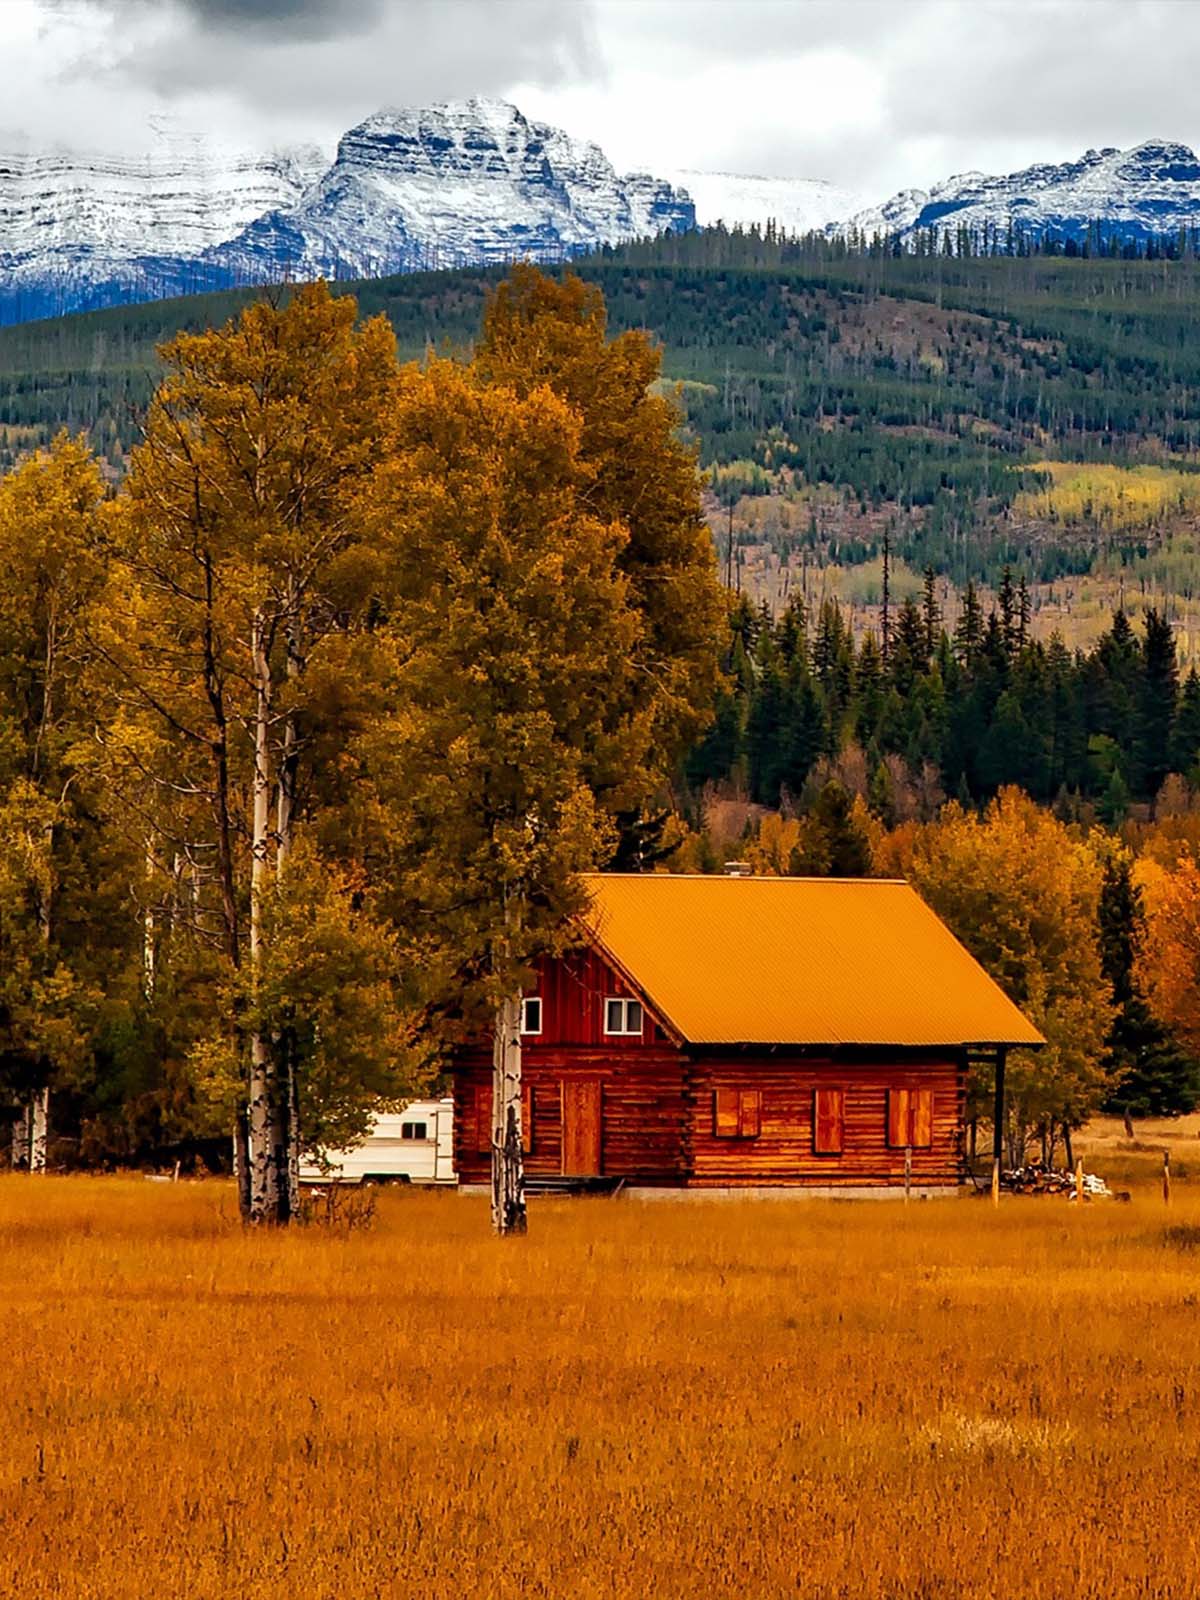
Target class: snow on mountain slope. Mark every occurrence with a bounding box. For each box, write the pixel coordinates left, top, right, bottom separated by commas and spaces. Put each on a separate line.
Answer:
662, 168, 865, 234
842, 140, 1200, 242
0, 118, 324, 301
0, 98, 694, 322
220, 99, 694, 280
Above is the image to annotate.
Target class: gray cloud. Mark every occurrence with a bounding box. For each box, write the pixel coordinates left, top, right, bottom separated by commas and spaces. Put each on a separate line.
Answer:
51, 0, 598, 143
92, 0, 387, 42
19, 0, 1200, 204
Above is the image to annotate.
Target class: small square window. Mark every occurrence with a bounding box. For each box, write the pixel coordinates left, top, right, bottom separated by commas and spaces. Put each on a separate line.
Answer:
401, 1122, 427, 1141
521, 997, 542, 1035
604, 998, 644, 1036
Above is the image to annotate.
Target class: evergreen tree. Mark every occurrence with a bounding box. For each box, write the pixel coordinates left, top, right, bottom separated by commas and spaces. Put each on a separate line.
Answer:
1098, 852, 1200, 1116
953, 581, 983, 668
921, 566, 941, 657
1140, 607, 1179, 797
810, 781, 871, 876
1170, 668, 1200, 779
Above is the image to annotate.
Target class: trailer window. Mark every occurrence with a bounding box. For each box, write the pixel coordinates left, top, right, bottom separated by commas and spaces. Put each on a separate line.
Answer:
521, 997, 542, 1035
401, 1122, 428, 1141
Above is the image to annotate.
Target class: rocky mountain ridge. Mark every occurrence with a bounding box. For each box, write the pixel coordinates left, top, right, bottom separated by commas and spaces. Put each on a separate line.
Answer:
842, 140, 1200, 243
0, 98, 694, 324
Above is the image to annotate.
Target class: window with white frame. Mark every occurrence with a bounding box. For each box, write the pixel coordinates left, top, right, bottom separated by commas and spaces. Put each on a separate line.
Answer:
520, 997, 543, 1035
604, 997, 644, 1036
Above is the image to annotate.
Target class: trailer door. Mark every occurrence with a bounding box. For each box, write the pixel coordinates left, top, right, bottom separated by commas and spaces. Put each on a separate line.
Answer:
434, 1100, 456, 1184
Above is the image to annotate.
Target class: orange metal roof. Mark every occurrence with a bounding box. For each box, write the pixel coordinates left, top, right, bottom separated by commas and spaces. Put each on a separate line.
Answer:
580, 874, 1043, 1049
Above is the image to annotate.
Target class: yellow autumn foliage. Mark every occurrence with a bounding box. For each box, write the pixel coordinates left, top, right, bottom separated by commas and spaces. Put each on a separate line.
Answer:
1016, 460, 1200, 529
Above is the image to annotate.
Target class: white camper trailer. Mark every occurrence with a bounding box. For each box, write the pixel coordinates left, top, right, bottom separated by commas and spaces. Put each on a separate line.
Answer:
298, 1098, 456, 1186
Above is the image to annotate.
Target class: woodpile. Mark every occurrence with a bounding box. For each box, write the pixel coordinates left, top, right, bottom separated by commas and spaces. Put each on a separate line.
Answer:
1000, 1164, 1112, 1199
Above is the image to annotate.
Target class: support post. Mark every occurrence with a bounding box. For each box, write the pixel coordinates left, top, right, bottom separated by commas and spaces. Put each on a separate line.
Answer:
1163, 1148, 1171, 1207
991, 1046, 1007, 1208
904, 1144, 912, 1203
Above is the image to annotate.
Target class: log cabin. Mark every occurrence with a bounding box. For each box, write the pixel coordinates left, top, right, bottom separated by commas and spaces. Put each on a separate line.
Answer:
452, 874, 1043, 1196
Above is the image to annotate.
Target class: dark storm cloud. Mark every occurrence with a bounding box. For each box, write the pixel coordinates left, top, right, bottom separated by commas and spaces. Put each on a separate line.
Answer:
54, 0, 598, 133
95, 0, 386, 41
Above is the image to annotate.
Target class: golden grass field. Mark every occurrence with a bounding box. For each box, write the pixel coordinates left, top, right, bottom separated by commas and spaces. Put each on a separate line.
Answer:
4, 1167, 1200, 1599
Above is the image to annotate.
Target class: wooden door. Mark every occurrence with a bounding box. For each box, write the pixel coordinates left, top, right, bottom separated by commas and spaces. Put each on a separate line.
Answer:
561, 1080, 602, 1175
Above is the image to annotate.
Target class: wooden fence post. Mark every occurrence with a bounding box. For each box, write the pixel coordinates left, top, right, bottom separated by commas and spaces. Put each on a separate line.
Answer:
904, 1144, 912, 1203
1163, 1148, 1171, 1207
1074, 1158, 1084, 1205
991, 1047, 1007, 1208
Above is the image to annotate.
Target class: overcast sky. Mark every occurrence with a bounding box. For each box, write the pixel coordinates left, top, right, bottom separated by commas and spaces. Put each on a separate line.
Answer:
15, 0, 1200, 203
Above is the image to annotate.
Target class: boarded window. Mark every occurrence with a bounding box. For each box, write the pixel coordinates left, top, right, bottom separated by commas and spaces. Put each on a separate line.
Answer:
887, 1088, 911, 1149
813, 1088, 845, 1155
714, 1088, 740, 1138
739, 1089, 761, 1137
911, 1088, 933, 1149
522, 1083, 533, 1155
887, 1086, 934, 1148
713, 1088, 761, 1138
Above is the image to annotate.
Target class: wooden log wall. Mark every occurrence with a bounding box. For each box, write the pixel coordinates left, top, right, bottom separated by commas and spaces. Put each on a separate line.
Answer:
449, 944, 968, 1189
452, 1050, 689, 1186
685, 1055, 966, 1187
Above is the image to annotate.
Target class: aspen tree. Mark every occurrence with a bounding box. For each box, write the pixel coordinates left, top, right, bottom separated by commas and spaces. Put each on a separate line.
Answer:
354, 363, 639, 1232
107, 283, 397, 1221
358, 311, 722, 1232
0, 438, 108, 1167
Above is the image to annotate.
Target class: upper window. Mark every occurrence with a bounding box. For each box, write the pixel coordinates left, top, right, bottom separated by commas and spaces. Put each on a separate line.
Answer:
521, 997, 542, 1035
401, 1122, 428, 1141
604, 998, 644, 1036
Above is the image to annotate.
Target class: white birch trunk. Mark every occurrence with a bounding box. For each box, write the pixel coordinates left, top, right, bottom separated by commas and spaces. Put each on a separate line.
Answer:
11, 1103, 30, 1170
29, 1087, 48, 1173
491, 994, 526, 1235
142, 841, 157, 1002
275, 592, 301, 1222
248, 607, 279, 1224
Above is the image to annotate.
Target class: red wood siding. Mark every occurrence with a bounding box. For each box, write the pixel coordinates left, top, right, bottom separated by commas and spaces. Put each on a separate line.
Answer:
523, 947, 672, 1049
453, 1048, 690, 1187
450, 947, 967, 1190
687, 1057, 964, 1186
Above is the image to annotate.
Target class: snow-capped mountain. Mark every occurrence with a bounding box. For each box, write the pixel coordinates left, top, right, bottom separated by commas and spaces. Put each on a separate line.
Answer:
662, 168, 865, 235
219, 99, 694, 281
0, 119, 326, 321
842, 140, 1200, 243
0, 99, 694, 324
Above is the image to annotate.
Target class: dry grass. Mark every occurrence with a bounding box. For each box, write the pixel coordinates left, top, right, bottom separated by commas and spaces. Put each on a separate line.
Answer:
4, 1178, 1200, 1598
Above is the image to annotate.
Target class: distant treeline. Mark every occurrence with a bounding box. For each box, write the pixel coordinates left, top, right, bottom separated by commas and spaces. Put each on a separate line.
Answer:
687, 581, 1194, 818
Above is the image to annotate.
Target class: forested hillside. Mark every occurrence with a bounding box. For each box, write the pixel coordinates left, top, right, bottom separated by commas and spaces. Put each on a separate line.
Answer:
5, 235, 1200, 613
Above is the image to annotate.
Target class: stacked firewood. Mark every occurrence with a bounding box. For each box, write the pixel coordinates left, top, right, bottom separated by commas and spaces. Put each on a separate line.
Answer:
1000, 1164, 1112, 1199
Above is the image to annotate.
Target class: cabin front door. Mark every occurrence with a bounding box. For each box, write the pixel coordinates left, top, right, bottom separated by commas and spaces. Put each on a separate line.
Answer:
561, 1080, 602, 1175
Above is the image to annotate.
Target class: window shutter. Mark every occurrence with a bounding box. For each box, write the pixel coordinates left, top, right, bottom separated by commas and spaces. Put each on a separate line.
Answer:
911, 1088, 933, 1148
813, 1088, 845, 1155
713, 1089, 740, 1138
522, 1083, 533, 1154
738, 1089, 762, 1138
475, 1083, 493, 1154
887, 1088, 911, 1149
